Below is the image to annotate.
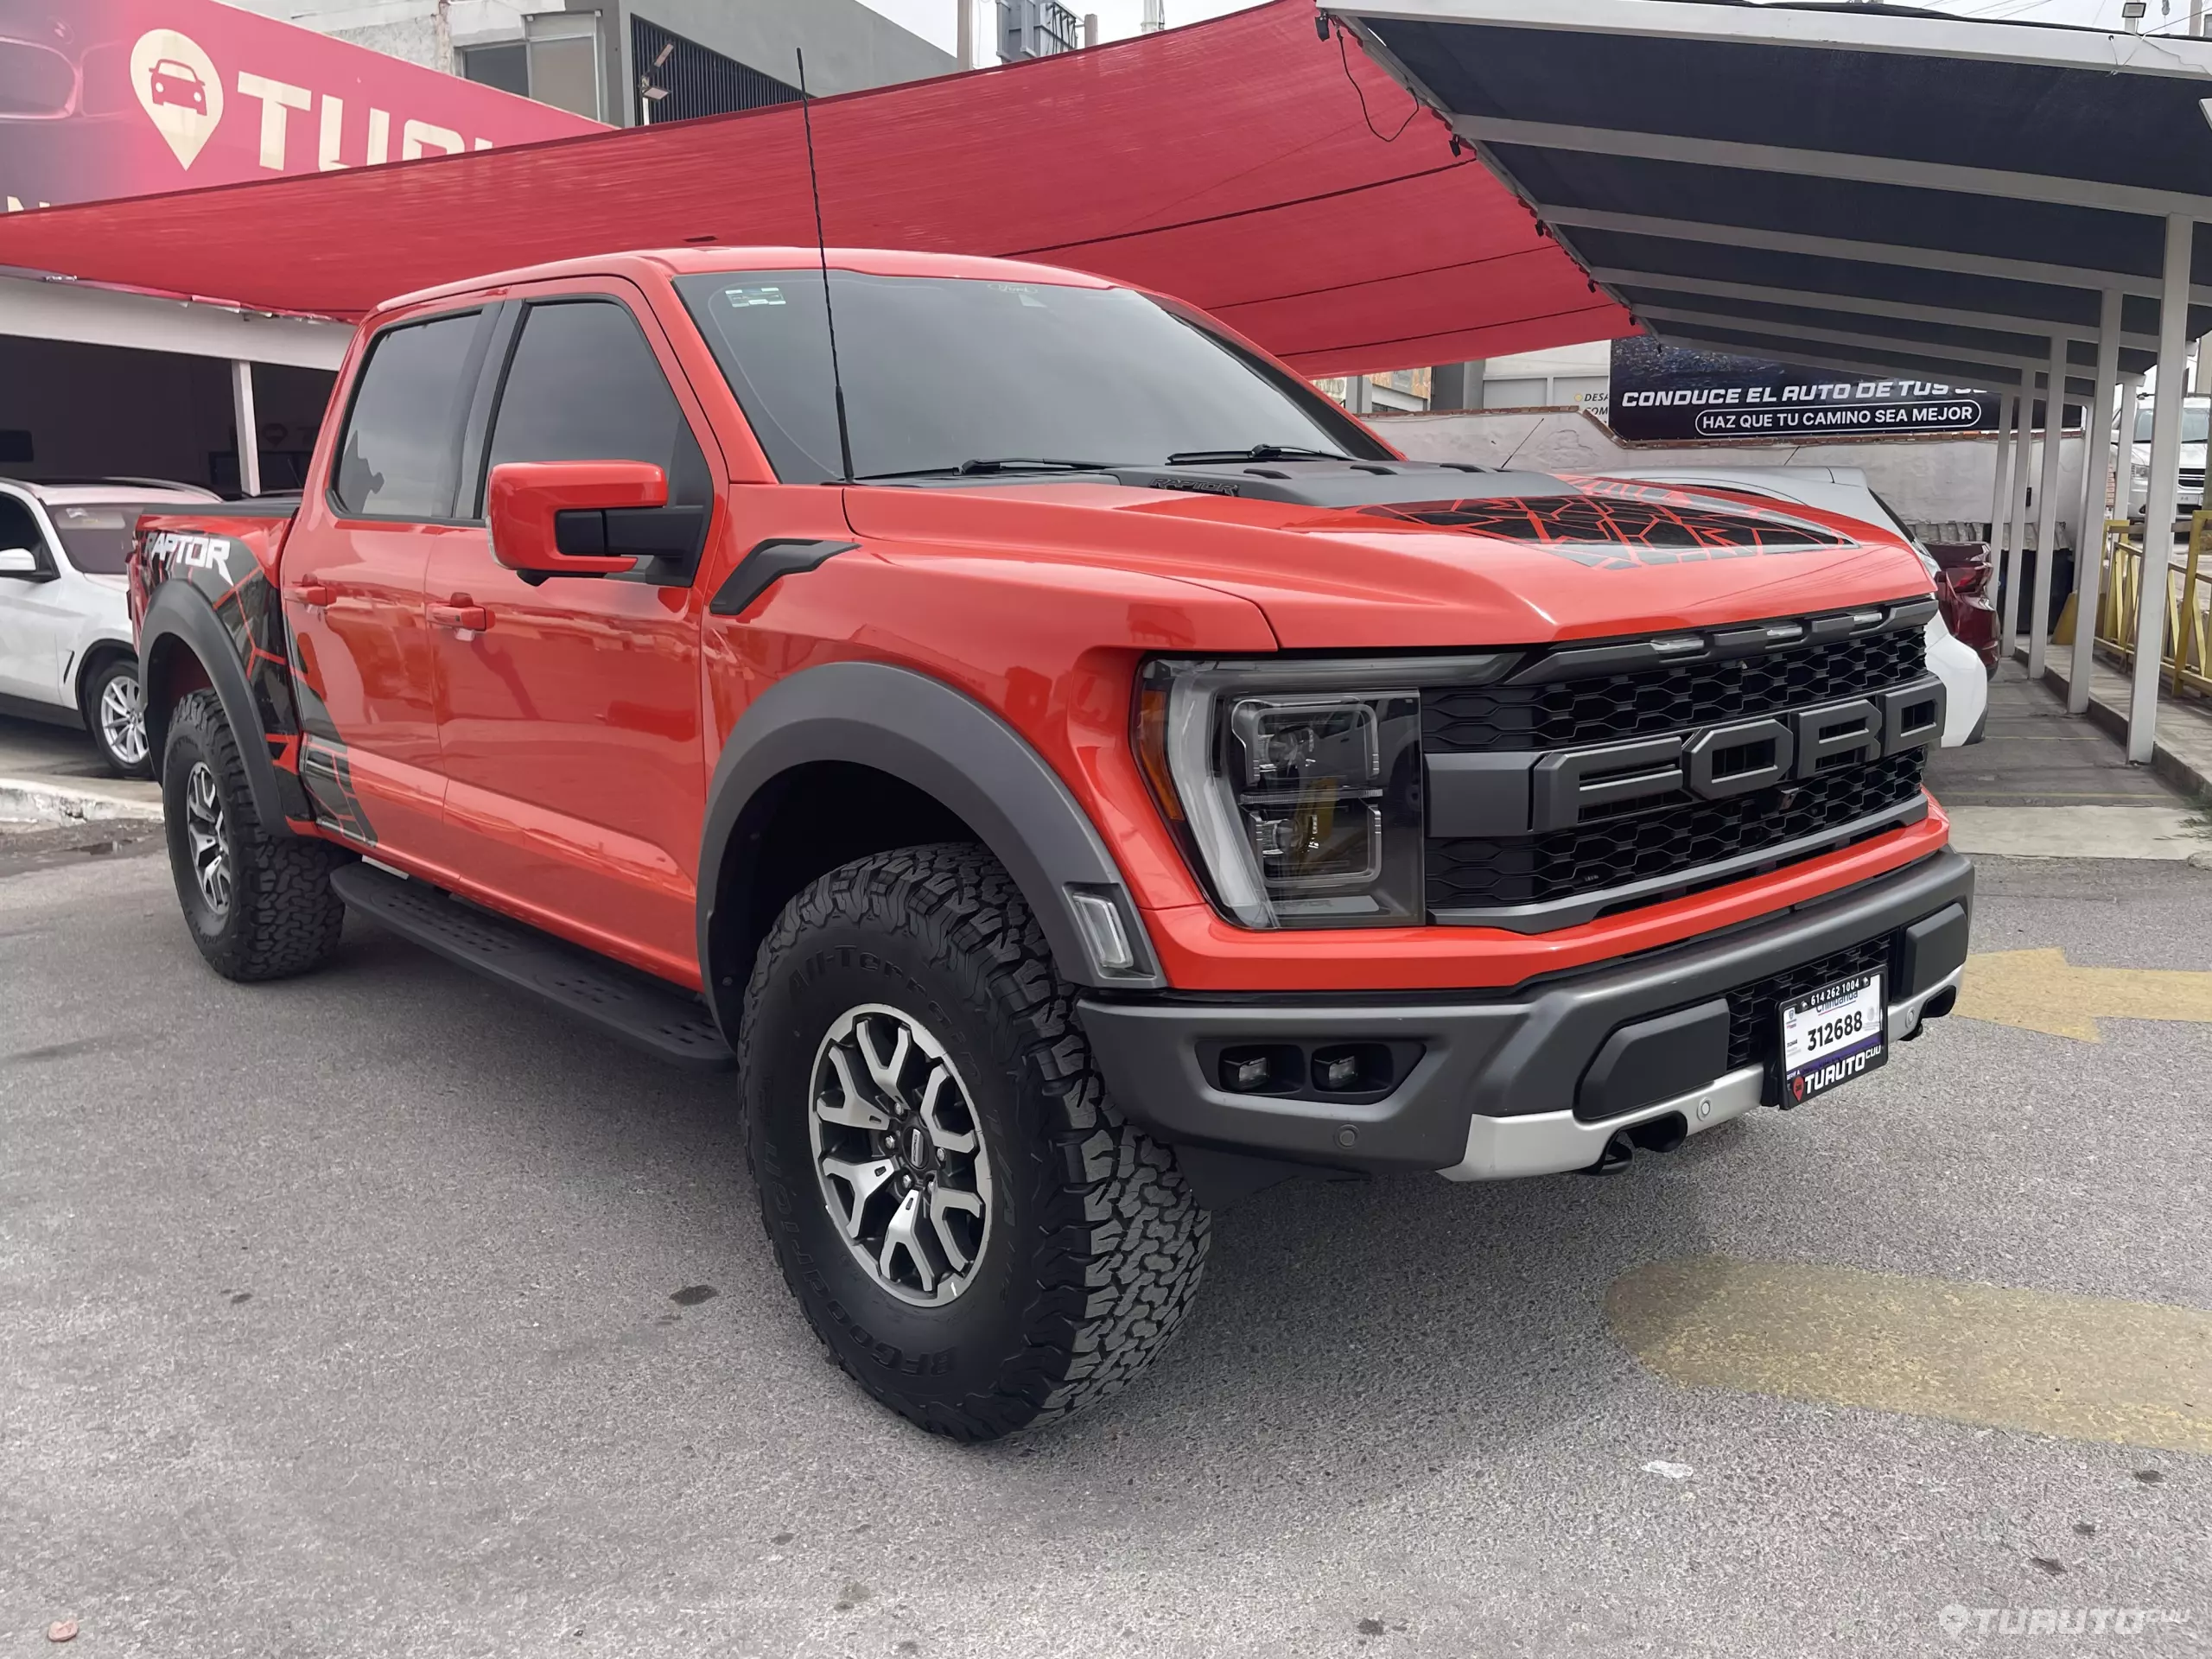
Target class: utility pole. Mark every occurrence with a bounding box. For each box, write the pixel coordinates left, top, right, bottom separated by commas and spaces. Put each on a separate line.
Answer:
957, 0, 976, 68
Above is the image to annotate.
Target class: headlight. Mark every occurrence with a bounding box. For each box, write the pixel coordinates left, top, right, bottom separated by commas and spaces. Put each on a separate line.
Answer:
1135, 655, 1502, 929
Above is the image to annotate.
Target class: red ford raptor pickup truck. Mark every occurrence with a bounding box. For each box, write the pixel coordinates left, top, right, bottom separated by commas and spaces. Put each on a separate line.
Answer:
131, 248, 1969, 1440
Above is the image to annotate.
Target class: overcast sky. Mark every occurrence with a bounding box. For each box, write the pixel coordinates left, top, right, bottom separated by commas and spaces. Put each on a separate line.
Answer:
858, 0, 2202, 53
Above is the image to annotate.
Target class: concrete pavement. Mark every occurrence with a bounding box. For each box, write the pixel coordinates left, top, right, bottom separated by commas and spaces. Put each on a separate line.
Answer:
4, 845, 2209, 1658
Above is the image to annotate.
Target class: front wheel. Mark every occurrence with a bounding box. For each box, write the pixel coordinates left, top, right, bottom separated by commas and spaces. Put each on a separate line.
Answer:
742, 843, 1210, 1440
82, 656, 150, 778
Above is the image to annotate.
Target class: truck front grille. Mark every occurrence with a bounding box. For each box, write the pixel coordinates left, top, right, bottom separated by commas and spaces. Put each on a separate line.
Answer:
1421, 612, 1932, 930
1427, 751, 1925, 913
1422, 626, 1924, 753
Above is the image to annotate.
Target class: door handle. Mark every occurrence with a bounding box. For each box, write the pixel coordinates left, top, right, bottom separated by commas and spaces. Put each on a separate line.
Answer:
429, 600, 490, 632
289, 583, 332, 607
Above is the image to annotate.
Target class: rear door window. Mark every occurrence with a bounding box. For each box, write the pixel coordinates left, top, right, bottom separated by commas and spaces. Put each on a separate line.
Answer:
333, 310, 491, 519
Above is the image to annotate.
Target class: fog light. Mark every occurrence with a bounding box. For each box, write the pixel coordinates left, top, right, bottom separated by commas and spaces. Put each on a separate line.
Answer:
1217, 1044, 1300, 1095
1315, 1052, 1361, 1091
1309, 1041, 1393, 1094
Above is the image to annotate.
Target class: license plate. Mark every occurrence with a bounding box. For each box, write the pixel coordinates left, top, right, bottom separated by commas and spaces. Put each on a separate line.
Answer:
1778, 970, 1886, 1107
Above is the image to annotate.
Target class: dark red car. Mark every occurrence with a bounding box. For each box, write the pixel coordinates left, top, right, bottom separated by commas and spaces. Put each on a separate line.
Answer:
1923, 543, 1999, 671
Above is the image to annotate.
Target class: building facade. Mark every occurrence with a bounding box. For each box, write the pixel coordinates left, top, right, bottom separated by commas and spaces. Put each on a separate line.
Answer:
225, 0, 957, 124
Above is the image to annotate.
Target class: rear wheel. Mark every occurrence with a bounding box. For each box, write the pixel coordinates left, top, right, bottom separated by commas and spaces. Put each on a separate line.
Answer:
82, 656, 149, 778
742, 843, 1209, 1440
162, 689, 347, 981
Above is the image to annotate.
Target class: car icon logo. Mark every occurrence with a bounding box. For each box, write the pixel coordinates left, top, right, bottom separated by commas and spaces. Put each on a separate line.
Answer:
130, 30, 224, 168
149, 60, 207, 112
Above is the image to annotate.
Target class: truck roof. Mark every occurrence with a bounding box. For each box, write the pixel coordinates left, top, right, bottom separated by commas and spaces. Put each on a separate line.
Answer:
380, 246, 1116, 319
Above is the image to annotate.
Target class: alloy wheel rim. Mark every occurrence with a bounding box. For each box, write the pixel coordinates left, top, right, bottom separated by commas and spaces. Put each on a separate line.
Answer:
808, 1004, 995, 1307
99, 675, 148, 766
182, 761, 232, 919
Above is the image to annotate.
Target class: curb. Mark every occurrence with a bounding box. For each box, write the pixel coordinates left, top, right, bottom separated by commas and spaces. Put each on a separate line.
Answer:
0, 777, 164, 826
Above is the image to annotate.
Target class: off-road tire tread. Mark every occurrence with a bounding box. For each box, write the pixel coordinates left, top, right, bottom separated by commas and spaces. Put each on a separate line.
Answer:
745, 842, 1210, 1440
165, 689, 347, 982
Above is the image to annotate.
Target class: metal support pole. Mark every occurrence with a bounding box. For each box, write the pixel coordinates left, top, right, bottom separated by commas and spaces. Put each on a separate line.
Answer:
2119, 372, 2145, 518
2028, 336, 2069, 677
2069, 290, 2124, 715
957, 0, 976, 68
1999, 379, 2035, 666
2127, 213, 2194, 763
1987, 391, 2018, 550
230, 359, 260, 498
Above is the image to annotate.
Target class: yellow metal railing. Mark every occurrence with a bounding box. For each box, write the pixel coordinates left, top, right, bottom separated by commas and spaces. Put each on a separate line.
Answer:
2091, 512, 2212, 698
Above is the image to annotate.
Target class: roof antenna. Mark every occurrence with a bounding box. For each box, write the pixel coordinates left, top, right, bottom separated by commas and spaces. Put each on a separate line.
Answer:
795, 49, 856, 485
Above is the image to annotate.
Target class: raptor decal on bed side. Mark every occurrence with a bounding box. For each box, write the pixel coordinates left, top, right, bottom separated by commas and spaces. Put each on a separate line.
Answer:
1355, 488, 1850, 569
136, 520, 324, 829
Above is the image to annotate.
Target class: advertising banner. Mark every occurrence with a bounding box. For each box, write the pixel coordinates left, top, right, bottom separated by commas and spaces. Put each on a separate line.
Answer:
0, 0, 600, 214
1609, 336, 2003, 443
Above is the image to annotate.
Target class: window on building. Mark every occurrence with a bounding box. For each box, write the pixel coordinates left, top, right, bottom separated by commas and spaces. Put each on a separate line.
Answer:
459, 41, 529, 99
456, 17, 601, 122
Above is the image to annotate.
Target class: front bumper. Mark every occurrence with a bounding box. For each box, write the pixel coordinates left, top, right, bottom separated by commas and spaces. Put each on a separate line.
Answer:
1077, 849, 1973, 1179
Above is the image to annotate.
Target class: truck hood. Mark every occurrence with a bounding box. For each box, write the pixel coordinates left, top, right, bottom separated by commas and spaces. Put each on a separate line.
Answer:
841, 471, 1933, 650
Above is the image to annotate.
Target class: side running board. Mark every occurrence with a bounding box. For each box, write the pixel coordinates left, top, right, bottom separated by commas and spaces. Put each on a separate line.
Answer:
329, 861, 734, 1071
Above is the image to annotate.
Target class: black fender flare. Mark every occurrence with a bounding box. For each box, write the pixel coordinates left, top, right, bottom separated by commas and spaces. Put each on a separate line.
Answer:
140, 579, 290, 836
697, 661, 1164, 1028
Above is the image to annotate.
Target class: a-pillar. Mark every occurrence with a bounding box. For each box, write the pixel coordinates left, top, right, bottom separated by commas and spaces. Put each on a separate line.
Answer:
2127, 213, 2195, 763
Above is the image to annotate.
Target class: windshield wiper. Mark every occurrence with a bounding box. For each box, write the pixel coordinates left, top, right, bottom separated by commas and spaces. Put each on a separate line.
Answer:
856, 457, 1112, 480
1163, 444, 1352, 465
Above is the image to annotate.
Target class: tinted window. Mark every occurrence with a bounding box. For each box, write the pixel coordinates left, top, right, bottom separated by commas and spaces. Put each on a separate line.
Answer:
334, 311, 486, 518
674, 270, 1384, 484
50, 502, 184, 575
0, 493, 42, 557
486, 300, 705, 495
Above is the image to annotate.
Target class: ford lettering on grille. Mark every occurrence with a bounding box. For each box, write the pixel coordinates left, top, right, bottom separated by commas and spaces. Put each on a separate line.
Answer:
1421, 610, 1941, 932
1529, 680, 1943, 833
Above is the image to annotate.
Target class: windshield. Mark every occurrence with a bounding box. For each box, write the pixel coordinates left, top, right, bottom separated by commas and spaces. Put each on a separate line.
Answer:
48, 502, 178, 575
2134, 401, 2211, 444
674, 270, 1385, 483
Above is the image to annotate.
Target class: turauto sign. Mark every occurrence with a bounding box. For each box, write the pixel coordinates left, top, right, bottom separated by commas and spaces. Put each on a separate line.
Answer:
0, 0, 600, 215
1609, 337, 2002, 443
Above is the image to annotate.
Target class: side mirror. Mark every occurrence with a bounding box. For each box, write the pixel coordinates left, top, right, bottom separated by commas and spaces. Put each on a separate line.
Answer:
0, 545, 44, 577
486, 460, 668, 578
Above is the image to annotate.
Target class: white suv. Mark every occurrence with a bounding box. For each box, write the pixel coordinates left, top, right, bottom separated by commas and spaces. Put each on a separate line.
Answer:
0, 479, 221, 776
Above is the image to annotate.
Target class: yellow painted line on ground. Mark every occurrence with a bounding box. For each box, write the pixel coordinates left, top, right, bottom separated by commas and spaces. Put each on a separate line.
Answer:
1955, 947, 2212, 1040
1607, 1257, 2212, 1454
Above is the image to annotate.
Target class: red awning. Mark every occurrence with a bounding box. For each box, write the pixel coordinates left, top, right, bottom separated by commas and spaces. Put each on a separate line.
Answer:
0, 1, 1629, 376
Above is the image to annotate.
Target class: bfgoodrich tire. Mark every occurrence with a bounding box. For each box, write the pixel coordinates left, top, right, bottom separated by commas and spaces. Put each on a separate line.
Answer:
742, 843, 1209, 1440
162, 688, 348, 982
